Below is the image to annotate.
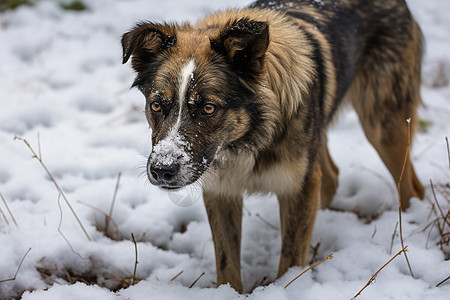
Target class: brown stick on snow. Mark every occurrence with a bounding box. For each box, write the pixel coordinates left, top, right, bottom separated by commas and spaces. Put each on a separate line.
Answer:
352, 246, 408, 299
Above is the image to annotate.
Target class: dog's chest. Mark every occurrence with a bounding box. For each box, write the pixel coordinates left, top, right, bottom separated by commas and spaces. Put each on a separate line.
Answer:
202, 151, 300, 196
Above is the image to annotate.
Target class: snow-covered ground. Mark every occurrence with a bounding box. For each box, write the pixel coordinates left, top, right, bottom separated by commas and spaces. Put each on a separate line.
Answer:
0, 0, 449, 299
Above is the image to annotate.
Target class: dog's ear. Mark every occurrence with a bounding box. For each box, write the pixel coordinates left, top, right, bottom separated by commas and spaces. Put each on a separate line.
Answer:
121, 22, 177, 72
210, 18, 269, 77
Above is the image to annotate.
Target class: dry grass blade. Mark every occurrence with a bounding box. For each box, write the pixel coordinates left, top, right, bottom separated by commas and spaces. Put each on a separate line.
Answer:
284, 253, 334, 289
101, 105, 140, 127
64, 268, 73, 284
389, 221, 399, 255
255, 213, 279, 230
352, 246, 408, 299
77, 200, 121, 240
105, 172, 121, 236
0, 191, 18, 227
371, 224, 377, 238
14, 136, 91, 241
57, 195, 85, 259
189, 272, 205, 288
131, 233, 138, 285
396, 118, 414, 278
361, 166, 397, 204
430, 180, 450, 229
170, 270, 184, 282
0, 248, 31, 283
446, 137, 449, 171
309, 242, 321, 265
436, 275, 450, 287
0, 204, 9, 225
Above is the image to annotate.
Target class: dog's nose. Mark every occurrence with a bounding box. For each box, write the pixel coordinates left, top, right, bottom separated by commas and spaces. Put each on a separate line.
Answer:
150, 165, 179, 183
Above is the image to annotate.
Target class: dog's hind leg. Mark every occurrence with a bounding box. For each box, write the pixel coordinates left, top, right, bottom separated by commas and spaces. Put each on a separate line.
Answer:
350, 22, 424, 209
319, 135, 339, 209
203, 192, 243, 293
277, 163, 321, 277
353, 105, 424, 210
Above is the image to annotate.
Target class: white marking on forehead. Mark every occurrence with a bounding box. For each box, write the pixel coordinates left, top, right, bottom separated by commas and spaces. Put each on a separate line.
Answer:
174, 59, 196, 131
149, 60, 196, 169
179, 60, 195, 99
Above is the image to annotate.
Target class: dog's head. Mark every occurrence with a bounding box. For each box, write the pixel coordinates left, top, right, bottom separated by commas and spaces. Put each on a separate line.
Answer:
122, 18, 270, 189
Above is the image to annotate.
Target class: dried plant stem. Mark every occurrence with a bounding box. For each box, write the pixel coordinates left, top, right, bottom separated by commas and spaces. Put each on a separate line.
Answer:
430, 180, 450, 229
284, 253, 334, 289
0, 248, 31, 283
199, 238, 212, 259
64, 269, 73, 283
101, 104, 140, 127
396, 118, 414, 278
0, 191, 18, 227
361, 166, 397, 204
389, 221, 399, 255
446, 137, 449, 171
436, 275, 450, 287
189, 272, 205, 288
255, 213, 279, 230
0, 205, 8, 225
352, 246, 408, 299
131, 233, 138, 285
170, 270, 184, 282
15, 136, 91, 241
105, 172, 121, 235
57, 196, 84, 259
77, 200, 120, 236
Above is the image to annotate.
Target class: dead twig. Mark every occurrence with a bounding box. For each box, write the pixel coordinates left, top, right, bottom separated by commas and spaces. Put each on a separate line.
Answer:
0, 248, 32, 283
0, 191, 18, 227
131, 233, 138, 285
396, 118, 414, 278
189, 272, 205, 288
284, 253, 333, 289
352, 246, 408, 299
15, 136, 91, 241
105, 172, 121, 236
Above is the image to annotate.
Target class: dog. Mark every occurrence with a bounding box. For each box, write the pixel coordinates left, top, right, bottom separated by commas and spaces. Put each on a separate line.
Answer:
121, 0, 425, 293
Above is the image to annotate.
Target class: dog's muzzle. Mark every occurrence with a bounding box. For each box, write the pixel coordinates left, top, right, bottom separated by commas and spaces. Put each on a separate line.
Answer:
148, 163, 181, 189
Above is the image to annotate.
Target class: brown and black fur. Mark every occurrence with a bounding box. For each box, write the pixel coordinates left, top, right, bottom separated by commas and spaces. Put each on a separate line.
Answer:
122, 0, 424, 293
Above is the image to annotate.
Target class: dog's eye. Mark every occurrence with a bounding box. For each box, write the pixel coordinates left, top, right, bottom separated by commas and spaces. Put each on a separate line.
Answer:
150, 101, 162, 113
202, 104, 216, 115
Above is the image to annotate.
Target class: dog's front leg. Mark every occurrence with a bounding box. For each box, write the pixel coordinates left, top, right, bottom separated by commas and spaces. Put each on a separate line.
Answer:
204, 192, 243, 293
277, 163, 321, 277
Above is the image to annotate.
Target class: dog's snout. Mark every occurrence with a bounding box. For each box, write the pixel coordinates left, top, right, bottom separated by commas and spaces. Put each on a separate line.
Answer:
150, 165, 179, 183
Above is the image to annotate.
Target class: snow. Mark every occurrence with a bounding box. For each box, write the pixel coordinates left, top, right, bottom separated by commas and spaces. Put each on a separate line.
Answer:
151, 133, 192, 167
0, 0, 449, 299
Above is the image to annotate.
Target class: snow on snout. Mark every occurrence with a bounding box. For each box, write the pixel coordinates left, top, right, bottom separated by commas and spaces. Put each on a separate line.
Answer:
150, 133, 192, 167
